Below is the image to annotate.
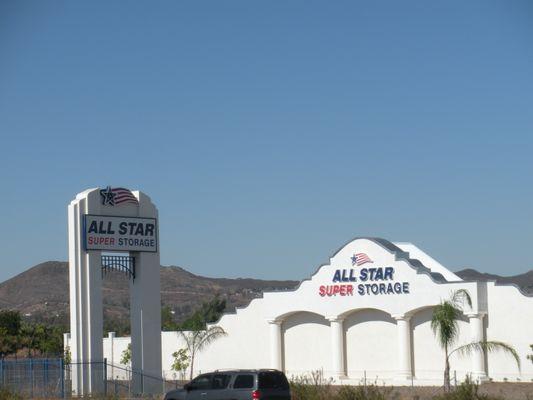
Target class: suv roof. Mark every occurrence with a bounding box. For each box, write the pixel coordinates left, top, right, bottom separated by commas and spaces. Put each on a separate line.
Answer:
212, 369, 282, 373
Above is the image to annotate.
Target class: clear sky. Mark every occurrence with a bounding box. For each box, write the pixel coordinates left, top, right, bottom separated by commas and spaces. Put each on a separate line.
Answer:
1, 1, 532, 283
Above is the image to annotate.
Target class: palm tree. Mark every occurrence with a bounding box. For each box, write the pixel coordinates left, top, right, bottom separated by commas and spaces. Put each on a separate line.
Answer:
178, 326, 227, 380
431, 289, 520, 391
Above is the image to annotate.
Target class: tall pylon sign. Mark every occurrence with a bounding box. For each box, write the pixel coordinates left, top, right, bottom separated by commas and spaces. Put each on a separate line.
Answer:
68, 188, 162, 395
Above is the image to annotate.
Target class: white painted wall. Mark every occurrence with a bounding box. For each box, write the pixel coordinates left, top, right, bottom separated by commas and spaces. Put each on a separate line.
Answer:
411, 308, 471, 382
345, 309, 397, 382
65, 238, 533, 386
283, 312, 330, 378
485, 283, 533, 382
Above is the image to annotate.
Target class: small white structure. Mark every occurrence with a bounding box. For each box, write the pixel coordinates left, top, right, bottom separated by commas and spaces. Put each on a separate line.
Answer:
67, 237, 533, 386
68, 187, 162, 395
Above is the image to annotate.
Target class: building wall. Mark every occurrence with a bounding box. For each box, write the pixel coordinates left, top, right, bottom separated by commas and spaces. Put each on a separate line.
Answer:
485, 283, 533, 381
65, 238, 533, 385
345, 309, 397, 382
282, 312, 330, 378
411, 307, 471, 382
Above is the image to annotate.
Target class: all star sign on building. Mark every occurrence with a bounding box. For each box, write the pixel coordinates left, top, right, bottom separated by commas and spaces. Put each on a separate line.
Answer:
319, 252, 410, 297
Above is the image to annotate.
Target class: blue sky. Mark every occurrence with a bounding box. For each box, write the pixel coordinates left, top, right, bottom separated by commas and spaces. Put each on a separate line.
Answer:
0, 1, 532, 282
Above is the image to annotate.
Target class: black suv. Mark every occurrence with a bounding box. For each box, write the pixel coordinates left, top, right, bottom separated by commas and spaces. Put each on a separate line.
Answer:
164, 369, 291, 400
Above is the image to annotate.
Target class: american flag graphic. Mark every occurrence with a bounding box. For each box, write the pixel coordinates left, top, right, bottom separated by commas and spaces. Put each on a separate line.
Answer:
111, 187, 139, 205
351, 253, 373, 266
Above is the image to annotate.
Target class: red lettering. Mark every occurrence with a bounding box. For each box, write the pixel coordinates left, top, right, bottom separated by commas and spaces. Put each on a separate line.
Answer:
319, 284, 355, 297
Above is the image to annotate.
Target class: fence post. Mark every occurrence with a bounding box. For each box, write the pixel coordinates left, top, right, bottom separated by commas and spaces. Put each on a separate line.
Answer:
0, 358, 3, 387
29, 358, 34, 398
141, 368, 144, 394
104, 358, 108, 395
60, 357, 65, 398
44, 359, 49, 392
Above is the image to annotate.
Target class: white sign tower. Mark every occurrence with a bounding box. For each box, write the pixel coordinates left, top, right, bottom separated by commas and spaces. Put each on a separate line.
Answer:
68, 187, 162, 395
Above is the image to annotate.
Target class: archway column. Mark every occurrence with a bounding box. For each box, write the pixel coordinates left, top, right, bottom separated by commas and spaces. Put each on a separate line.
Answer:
392, 314, 412, 381
327, 316, 346, 380
267, 319, 283, 371
466, 312, 487, 381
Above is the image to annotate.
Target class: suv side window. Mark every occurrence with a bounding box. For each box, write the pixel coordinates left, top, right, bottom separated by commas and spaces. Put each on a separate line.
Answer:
259, 371, 289, 390
190, 374, 212, 390
233, 374, 254, 389
212, 374, 231, 389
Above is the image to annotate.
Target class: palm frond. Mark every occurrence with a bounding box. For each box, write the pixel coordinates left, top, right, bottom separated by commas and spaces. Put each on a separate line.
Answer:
431, 301, 461, 348
196, 326, 227, 352
177, 330, 194, 353
450, 341, 521, 371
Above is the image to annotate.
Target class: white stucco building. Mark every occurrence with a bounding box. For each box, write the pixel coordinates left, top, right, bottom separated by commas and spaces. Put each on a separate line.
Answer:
66, 237, 533, 385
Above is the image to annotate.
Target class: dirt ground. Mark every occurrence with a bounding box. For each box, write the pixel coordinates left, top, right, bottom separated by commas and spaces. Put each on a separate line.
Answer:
387, 383, 533, 400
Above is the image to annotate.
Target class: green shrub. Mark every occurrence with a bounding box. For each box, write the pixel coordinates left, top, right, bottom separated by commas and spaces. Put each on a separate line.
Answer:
290, 371, 394, 400
434, 377, 503, 400
337, 385, 392, 400
0, 388, 23, 400
290, 370, 335, 400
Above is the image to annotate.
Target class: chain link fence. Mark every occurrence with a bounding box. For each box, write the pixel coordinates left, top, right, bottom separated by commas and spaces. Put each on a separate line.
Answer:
0, 358, 180, 398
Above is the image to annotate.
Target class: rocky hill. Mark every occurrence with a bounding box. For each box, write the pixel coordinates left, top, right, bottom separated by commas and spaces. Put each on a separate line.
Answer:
0, 261, 298, 328
0, 262, 531, 330
455, 268, 533, 294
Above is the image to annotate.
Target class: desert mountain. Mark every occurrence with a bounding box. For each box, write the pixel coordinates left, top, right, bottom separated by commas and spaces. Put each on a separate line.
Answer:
0, 262, 531, 329
0, 262, 298, 328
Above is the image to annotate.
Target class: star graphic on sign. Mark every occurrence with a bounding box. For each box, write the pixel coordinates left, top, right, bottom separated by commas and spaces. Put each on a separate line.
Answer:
100, 186, 116, 206
351, 254, 358, 266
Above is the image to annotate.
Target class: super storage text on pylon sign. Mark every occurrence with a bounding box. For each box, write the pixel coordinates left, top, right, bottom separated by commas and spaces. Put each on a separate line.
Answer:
83, 215, 158, 252
318, 252, 410, 297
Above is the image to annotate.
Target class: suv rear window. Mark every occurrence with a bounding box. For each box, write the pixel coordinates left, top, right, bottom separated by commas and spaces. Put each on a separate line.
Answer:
233, 374, 254, 389
258, 371, 289, 390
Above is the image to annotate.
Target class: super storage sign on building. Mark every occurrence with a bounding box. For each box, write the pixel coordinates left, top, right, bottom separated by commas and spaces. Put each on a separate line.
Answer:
318, 252, 410, 297
83, 215, 158, 252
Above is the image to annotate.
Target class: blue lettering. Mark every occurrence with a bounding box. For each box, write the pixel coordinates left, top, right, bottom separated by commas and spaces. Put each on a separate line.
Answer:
88, 221, 98, 234
333, 270, 341, 282
386, 283, 394, 294
359, 269, 368, 281
368, 268, 377, 280
349, 269, 357, 282
341, 269, 349, 282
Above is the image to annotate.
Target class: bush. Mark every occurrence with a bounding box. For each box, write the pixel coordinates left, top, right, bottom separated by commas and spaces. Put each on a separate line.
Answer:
290, 371, 394, 400
290, 370, 335, 400
337, 385, 392, 400
0, 388, 23, 400
434, 377, 503, 400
